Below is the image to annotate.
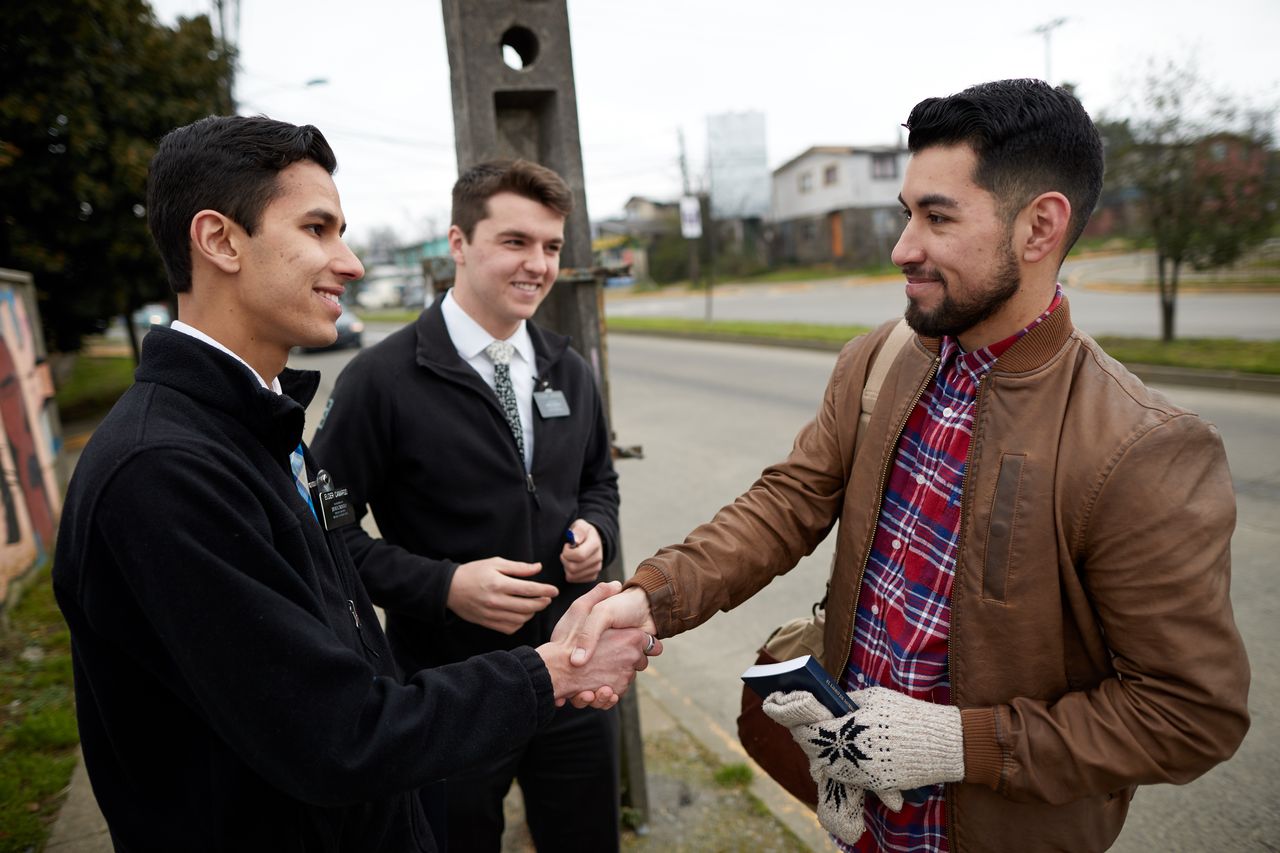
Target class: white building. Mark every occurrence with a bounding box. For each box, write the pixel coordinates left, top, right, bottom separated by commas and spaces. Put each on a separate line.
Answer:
769, 145, 910, 268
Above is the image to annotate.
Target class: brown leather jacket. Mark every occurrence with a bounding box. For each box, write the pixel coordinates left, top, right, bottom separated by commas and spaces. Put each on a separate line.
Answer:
629, 301, 1250, 852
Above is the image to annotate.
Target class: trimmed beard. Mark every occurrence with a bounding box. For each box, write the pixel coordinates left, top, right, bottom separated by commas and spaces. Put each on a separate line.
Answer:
904, 236, 1020, 340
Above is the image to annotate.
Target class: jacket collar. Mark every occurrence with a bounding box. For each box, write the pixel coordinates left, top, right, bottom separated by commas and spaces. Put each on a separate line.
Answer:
914, 296, 1075, 374
413, 291, 571, 381
136, 327, 319, 459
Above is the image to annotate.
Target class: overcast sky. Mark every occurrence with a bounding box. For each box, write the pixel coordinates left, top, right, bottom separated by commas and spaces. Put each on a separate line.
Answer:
150, 0, 1279, 248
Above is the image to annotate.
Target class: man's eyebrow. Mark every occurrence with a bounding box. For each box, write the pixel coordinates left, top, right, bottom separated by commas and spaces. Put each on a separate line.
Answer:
305, 208, 346, 235
496, 228, 563, 244
898, 192, 960, 209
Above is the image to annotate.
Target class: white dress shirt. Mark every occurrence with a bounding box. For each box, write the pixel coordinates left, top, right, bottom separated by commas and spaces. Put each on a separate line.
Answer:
440, 290, 536, 468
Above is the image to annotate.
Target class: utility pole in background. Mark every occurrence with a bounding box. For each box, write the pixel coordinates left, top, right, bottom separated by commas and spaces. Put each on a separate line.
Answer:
210, 0, 240, 112
677, 129, 711, 321
1032, 17, 1068, 84
440, 0, 651, 830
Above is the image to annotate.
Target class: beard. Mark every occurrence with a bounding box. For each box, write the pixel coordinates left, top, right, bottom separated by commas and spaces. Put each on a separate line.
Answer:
903, 238, 1020, 340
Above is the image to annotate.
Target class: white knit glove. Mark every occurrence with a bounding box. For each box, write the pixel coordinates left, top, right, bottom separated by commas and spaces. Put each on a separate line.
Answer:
759, 691, 867, 843
763, 687, 964, 813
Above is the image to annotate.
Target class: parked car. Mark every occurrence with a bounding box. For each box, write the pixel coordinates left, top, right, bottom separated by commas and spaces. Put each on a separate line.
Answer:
301, 304, 364, 352
132, 302, 171, 332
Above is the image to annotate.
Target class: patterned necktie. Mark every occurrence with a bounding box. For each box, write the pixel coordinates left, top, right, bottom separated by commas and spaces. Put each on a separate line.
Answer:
290, 442, 319, 522
484, 340, 526, 465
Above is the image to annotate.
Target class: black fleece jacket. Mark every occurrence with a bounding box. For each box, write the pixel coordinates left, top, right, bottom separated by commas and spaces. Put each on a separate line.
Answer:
310, 300, 619, 674
53, 328, 555, 852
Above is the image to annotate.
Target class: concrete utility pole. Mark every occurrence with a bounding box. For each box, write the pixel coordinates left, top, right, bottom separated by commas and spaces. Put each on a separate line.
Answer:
1032, 17, 1068, 84
440, 0, 651, 830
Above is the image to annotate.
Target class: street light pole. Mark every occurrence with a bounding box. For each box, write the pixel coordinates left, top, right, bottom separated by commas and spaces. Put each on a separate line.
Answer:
1032, 17, 1068, 84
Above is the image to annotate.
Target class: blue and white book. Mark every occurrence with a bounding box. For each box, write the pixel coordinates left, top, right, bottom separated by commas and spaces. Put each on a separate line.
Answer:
741, 654, 858, 717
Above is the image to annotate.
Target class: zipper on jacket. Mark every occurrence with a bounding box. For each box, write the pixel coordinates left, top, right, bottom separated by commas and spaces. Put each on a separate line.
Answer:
944, 372, 989, 848
319, 524, 381, 659
845, 356, 940, 668
526, 472, 541, 509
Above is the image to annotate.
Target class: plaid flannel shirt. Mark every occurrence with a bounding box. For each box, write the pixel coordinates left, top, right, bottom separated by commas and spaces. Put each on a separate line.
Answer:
838, 290, 1062, 853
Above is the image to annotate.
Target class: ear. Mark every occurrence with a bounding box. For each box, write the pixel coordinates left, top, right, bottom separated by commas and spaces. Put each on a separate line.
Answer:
1020, 192, 1071, 265
190, 210, 242, 275
447, 224, 468, 265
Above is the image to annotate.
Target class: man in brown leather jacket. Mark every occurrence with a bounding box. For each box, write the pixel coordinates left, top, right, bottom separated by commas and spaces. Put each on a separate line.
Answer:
568, 79, 1250, 852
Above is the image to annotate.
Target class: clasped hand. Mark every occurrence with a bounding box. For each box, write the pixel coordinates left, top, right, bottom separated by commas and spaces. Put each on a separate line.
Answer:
538, 582, 662, 710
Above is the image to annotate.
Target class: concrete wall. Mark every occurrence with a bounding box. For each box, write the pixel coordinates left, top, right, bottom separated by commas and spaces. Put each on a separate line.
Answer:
0, 269, 62, 609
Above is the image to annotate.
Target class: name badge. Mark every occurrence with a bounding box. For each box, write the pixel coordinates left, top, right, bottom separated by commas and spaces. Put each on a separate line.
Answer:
533, 389, 571, 419
314, 469, 357, 531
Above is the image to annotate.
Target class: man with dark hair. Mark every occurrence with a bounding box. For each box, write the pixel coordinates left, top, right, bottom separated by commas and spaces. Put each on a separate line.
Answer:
53, 119, 650, 852
311, 158, 626, 850
570, 79, 1250, 851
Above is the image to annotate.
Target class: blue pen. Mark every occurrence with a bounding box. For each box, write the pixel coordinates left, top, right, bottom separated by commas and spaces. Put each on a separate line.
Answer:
564, 528, 578, 548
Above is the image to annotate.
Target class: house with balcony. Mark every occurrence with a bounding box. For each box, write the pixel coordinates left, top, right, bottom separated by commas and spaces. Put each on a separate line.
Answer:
770, 145, 909, 268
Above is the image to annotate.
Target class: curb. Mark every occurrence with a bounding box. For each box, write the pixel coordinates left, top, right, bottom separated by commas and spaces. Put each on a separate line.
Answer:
638, 667, 829, 850
606, 328, 1280, 395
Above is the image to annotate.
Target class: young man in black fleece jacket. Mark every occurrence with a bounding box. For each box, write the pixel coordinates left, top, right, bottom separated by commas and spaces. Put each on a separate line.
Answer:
52, 116, 654, 852
310, 160, 623, 851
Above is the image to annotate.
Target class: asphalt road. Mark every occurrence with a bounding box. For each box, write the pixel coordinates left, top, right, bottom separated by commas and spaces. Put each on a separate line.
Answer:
288, 328, 1278, 851
604, 253, 1280, 341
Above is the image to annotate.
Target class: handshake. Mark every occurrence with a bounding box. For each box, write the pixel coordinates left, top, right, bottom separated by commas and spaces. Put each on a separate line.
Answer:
536, 582, 662, 710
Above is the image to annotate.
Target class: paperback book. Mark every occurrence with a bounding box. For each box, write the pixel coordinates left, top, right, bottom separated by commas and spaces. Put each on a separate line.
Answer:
740, 654, 857, 717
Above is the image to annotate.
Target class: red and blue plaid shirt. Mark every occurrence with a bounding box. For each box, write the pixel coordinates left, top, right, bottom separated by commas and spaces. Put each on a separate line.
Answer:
838, 290, 1062, 853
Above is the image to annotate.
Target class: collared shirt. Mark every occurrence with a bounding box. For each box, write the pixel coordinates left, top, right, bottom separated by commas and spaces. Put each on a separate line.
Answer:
839, 288, 1063, 853
440, 289, 536, 468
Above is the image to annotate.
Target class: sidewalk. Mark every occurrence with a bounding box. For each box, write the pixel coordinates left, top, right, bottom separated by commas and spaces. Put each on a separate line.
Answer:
47, 679, 826, 851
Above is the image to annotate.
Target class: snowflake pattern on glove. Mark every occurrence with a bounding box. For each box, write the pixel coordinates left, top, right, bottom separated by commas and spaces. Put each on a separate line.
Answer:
809, 717, 870, 768
823, 776, 853, 811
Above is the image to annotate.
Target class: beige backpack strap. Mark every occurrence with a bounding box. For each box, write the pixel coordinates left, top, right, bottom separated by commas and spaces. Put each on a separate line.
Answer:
857, 317, 914, 445
819, 318, 916, 610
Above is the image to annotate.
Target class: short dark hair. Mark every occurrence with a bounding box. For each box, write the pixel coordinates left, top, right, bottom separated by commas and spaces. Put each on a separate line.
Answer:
451, 159, 573, 241
904, 79, 1104, 256
146, 115, 338, 293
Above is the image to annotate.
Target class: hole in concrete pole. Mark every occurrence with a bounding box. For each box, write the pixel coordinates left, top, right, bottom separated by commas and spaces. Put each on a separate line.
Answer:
501, 26, 539, 70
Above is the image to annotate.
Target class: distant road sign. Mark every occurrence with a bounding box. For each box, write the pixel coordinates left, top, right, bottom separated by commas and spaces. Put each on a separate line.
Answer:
680, 196, 702, 239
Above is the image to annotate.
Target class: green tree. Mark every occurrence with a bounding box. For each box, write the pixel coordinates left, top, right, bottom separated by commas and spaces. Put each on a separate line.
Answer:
0, 0, 232, 356
1105, 60, 1278, 341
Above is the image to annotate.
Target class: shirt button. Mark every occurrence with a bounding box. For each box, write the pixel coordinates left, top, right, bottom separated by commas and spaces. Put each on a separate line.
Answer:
871, 604, 880, 616
891, 540, 901, 551
915, 473, 926, 485
856, 673, 866, 684
943, 406, 954, 418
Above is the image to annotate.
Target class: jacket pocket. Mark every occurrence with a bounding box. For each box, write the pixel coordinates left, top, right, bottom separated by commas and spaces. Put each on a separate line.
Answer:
982, 453, 1025, 603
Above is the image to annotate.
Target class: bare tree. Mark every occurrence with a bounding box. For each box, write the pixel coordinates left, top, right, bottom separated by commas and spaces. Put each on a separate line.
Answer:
1106, 60, 1278, 341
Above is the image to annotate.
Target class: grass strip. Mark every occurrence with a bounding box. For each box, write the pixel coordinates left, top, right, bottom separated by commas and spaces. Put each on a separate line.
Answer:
608, 317, 871, 346
55, 355, 135, 422
0, 564, 78, 853
607, 317, 1280, 375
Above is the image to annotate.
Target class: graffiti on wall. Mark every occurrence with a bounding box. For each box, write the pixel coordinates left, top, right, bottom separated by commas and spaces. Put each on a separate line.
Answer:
0, 273, 61, 605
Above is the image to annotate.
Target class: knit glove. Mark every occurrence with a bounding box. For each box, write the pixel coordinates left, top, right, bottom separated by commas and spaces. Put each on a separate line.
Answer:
758, 692, 872, 844
760, 691, 869, 843
763, 687, 964, 812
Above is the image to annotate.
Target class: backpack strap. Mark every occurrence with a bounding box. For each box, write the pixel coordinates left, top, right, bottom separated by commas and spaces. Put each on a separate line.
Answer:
857, 317, 914, 446
818, 318, 915, 611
